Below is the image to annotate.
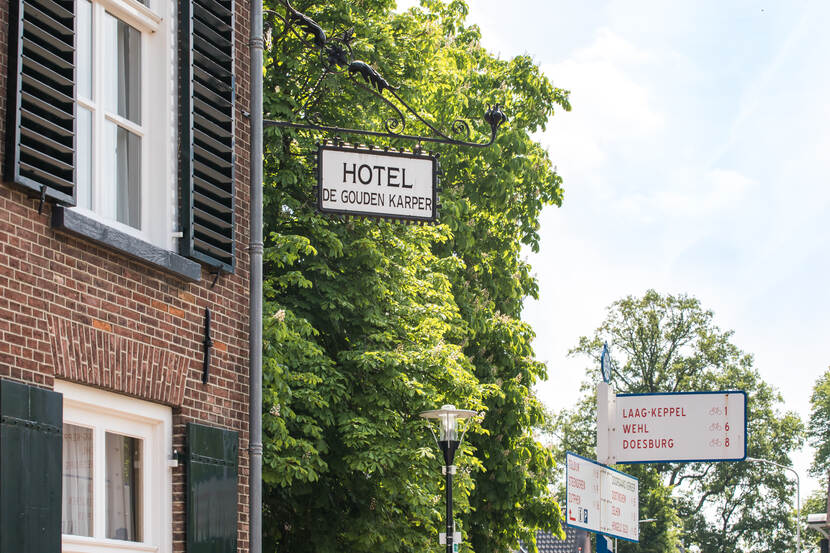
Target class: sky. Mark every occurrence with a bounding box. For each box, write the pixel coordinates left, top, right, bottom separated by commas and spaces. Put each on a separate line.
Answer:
395, 0, 830, 498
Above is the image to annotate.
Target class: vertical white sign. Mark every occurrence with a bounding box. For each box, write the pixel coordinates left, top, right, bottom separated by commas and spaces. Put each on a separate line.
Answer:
601, 465, 638, 542
597, 382, 615, 465
566, 452, 601, 534
566, 452, 639, 542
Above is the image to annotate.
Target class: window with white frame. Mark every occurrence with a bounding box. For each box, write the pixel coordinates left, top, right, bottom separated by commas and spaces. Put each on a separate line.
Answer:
56, 381, 173, 553
74, 0, 175, 250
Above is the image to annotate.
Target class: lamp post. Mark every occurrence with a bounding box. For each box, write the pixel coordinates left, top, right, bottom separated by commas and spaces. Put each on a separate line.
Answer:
746, 457, 801, 553
420, 405, 478, 553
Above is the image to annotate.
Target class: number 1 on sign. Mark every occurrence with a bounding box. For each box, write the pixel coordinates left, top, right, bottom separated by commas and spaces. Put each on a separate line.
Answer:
724, 403, 729, 449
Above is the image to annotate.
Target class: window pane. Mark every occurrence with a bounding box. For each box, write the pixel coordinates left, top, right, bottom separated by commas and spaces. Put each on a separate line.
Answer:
102, 122, 141, 228
103, 13, 141, 124
62, 424, 92, 536
105, 433, 142, 542
77, 0, 92, 99
76, 108, 92, 210
116, 127, 141, 227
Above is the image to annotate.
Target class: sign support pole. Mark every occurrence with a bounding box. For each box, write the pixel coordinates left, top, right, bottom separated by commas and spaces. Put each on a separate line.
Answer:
597, 382, 616, 465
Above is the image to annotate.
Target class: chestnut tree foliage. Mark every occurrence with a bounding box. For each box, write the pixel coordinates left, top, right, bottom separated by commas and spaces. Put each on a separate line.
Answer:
259, 1, 570, 551
808, 369, 830, 476
554, 291, 803, 553
805, 370, 830, 551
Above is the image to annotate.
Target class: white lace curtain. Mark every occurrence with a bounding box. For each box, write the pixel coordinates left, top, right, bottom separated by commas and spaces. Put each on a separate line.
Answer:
62, 424, 92, 536
62, 425, 141, 542
105, 432, 141, 541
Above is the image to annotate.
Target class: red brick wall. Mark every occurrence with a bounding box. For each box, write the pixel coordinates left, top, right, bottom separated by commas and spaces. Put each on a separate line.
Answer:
0, 2, 252, 552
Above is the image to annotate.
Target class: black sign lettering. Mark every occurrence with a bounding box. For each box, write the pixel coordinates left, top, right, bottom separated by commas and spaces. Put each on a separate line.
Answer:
343, 164, 356, 183
358, 164, 373, 184
387, 167, 400, 187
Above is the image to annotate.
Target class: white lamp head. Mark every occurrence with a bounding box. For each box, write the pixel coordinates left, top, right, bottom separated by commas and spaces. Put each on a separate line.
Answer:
419, 404, 478, 442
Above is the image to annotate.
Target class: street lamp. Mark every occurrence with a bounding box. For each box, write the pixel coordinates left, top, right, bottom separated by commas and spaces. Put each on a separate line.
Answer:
420, 405, 478, 553
746, 457, 801, 553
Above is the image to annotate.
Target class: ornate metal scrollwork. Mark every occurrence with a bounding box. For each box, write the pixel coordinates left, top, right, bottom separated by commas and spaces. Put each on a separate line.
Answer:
263, 0, 507, 148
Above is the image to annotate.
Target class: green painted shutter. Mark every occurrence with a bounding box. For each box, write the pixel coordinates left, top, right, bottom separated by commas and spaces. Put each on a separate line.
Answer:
187, 422, 238, 553
0, 379, 63, 553
4, 0, 76, 205
179, 0, 236, 273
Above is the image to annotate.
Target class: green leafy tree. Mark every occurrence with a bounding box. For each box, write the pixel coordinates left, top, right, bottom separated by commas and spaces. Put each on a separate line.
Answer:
805, 370, 830, 553
259, 1, 569, 552
555, 291, 804, 553
808, 369, 830, 476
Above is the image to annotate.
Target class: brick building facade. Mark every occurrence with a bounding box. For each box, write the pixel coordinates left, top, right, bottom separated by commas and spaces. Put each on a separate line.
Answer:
0, 0, 252, 552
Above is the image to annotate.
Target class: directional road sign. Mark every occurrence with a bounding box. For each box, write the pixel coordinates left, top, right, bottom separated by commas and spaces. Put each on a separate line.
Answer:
565, 452, 639, 542
598, 387, 747, 464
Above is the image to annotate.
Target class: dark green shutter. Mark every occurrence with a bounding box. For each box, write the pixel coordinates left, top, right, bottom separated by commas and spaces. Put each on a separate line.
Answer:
0, 379, 63, 553
187, 422, 238, 553
4, 0, 76, 205
180, 0, 236, 273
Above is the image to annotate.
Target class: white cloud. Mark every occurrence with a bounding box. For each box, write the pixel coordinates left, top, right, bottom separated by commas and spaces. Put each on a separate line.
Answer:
655, 168, 756, 216
540, 29, 665, 179
709, 2, 819, 166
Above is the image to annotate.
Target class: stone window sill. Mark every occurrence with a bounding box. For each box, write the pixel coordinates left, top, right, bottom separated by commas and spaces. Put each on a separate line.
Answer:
52, 206, 201, 282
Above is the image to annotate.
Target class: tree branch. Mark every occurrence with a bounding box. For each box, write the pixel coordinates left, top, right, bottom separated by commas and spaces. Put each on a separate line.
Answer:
673, 464, 713, 488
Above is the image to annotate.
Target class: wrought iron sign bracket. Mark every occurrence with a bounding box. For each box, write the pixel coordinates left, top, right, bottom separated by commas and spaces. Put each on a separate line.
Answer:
263, 0, 507, 149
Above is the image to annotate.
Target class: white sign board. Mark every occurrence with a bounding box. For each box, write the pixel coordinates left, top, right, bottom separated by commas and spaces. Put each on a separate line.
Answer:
566, 453, 639, 542
605, 390, 746, 464
439, 532, 462, 545
317, 145, 437, 222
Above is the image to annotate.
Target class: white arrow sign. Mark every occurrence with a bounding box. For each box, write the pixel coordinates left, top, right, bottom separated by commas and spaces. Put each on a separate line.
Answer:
598, 384, 747, 464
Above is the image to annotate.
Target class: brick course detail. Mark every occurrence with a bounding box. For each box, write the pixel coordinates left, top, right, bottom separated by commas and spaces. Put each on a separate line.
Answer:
49, 314, 190, 406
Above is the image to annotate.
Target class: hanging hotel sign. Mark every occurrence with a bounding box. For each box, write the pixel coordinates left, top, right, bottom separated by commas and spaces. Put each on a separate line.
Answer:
316, 144, 438, 223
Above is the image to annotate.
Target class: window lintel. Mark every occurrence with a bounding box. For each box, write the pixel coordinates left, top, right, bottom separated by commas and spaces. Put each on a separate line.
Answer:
97, 0, 162, 33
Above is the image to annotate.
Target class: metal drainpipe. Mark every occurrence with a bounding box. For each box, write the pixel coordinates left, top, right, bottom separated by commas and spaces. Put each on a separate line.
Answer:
249, 0, 264, 551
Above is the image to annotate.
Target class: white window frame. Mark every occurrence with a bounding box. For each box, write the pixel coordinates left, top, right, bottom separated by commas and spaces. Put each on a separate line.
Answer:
56, 381, 173, 553
74, 0, 177, 251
